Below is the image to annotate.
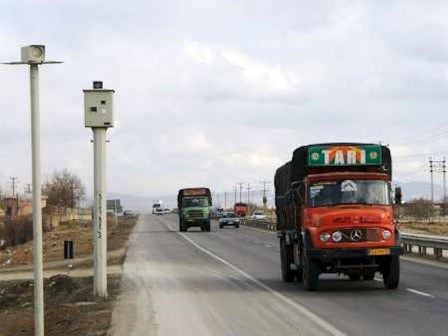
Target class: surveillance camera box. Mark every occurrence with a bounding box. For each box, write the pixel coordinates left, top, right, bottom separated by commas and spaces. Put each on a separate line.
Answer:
84, 89, 115, 128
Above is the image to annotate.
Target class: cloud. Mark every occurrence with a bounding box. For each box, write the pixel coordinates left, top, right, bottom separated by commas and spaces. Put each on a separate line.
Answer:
3, 1, 448, 200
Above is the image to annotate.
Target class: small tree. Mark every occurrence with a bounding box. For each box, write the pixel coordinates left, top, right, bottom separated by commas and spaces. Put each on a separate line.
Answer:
43, 169, 85, 208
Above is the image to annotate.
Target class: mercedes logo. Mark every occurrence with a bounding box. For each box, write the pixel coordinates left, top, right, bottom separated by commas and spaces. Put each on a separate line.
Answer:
350, 229, 362, 242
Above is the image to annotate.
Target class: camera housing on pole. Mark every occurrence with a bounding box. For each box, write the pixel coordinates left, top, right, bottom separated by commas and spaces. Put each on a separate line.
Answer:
84, 84, 114, 128
84, 81, 114, 298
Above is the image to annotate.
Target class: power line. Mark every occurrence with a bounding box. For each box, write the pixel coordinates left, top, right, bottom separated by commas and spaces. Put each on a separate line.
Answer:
391, 120, 448, 145
394, 151, 448, 159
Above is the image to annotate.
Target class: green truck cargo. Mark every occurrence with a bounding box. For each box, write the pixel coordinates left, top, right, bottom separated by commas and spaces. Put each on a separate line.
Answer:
177, 188, 212, 232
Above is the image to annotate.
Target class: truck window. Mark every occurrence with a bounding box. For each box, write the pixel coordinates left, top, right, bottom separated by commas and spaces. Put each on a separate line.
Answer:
307, 179, 390, 207
182, 198, 209, 207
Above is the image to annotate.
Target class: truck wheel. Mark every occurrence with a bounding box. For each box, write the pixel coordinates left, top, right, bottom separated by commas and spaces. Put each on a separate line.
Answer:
383, 256, 400, 289
280, 239, 294, 283
362, 270, 375, 281
205, 221, 211, 232
302, 253, 319, 291
179, 220, 187, 232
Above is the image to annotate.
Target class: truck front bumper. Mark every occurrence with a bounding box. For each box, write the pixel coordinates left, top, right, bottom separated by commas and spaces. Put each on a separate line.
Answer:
307, 245, 404, 261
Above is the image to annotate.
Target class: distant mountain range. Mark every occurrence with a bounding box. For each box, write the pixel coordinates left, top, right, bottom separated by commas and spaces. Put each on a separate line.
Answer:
106, 181, 445, 212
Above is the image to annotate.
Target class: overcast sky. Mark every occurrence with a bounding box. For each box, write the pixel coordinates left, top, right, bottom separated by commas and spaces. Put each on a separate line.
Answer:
1, 0, 448, 200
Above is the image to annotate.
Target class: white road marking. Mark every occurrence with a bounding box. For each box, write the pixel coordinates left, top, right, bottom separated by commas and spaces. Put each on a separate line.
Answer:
178, 232, 346, 336
406, 288, 435, 299
264, 244, 272, 248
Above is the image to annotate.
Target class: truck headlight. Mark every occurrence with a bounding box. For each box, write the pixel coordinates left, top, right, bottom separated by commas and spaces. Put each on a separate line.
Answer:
320, 232, 330, 242
382, 230, 392, 240
332, 231, 342, 242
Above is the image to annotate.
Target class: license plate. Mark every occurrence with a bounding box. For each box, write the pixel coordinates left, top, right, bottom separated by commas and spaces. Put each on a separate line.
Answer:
369, 248, 390, 256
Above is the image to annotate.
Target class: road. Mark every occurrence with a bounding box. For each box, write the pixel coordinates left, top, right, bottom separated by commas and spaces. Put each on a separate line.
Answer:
110, 214, 448, 336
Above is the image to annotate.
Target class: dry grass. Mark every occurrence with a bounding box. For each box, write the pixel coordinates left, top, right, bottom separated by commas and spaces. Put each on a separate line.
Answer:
399, 222, 448, 236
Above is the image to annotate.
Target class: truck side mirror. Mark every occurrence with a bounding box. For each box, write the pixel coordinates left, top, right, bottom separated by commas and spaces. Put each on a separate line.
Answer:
394, 187, 402, 204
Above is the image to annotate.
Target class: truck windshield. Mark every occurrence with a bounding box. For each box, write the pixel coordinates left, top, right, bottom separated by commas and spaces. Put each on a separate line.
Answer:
182, 198, 209, 207
308, 179, 390, 207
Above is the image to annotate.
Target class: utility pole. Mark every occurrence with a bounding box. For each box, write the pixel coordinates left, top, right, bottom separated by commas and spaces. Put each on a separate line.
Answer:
444, 158, 447, 211
224, 191, 227, 209
25, 183, 32, 194
10, 177, 18, 197
430, 158, 434, 204
84, 81, 115, 297
234, 185, 237, 205
3, 45, 62, 336
430, 158, 446, 207
247, 183, 251, 213
237, 182, 244, 203
260, 180, 271, 210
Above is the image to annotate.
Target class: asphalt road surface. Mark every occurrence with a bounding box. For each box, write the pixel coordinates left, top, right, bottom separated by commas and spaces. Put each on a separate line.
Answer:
110, 214, 448, 336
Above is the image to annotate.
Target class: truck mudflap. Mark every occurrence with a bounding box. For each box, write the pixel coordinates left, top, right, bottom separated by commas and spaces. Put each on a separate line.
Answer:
306, 246, 404, 261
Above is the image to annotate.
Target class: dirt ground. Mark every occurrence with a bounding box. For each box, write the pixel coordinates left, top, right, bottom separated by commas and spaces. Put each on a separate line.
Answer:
0, 274, 121, 336
0, 215, 138, 267
0, 215, 139, 336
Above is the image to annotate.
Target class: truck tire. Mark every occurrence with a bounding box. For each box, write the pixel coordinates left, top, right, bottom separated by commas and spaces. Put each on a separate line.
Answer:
302, 253, 319, 291
383, 256, 400, 289
179, 220, 187, 232
205, 220, 211, 232
280, 239, 295, 283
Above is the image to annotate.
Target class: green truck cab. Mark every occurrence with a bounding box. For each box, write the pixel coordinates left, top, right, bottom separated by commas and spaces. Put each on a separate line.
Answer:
178, 188, 212, 232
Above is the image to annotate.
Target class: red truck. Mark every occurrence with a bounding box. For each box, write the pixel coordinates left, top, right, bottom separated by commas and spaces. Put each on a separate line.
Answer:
275, 143, 403, 291
234, 202, 248, 217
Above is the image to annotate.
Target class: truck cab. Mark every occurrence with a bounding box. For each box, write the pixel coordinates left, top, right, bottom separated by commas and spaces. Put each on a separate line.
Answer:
178, 188, 212, 232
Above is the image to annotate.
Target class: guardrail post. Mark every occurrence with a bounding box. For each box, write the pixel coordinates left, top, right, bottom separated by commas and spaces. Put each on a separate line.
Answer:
434, 248, 442, 260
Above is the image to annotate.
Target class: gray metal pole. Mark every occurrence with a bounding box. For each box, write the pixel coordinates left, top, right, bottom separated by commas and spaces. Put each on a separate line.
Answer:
234, 186, 237, 205
30, 63, 45, 336
430, 158, 434, 204
444, 159, 446, 211
93, 128, 108, 297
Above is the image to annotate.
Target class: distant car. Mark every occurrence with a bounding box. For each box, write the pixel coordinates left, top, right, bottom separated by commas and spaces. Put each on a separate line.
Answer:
250, 211, 267, 220
219, 212, 240, 228
123, 210, 136, 217
163, 208, 171, 214
154, 208, 164, 215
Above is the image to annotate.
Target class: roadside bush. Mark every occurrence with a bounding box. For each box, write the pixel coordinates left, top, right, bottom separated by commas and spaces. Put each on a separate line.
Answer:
0, 216, 34, 249
404, 198, 435, 221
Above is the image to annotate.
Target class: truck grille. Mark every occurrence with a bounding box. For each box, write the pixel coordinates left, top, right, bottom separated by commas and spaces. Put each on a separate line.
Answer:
337, 228, 379, 242
188, 210, 204, 219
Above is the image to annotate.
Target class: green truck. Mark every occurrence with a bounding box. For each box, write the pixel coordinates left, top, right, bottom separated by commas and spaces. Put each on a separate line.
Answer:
178, 188, 212, 232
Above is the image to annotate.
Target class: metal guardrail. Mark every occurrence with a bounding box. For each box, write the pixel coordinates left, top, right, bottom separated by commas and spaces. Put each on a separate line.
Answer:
242, 219, 448, 260
240, 218, 276, 231
401, 233, 448, 260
